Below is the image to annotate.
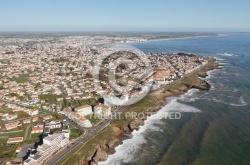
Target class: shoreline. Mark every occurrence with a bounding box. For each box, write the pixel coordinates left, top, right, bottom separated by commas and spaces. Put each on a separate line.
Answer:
98, 58, 221, 165
99, 33, 226, 48
60, 58, 221, 165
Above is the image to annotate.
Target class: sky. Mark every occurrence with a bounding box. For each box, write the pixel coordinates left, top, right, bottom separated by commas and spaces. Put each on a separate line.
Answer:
0, 0, 249, 32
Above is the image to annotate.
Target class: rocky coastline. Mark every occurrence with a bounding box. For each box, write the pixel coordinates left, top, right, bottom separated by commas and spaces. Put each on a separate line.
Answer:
65, 58, 221, 165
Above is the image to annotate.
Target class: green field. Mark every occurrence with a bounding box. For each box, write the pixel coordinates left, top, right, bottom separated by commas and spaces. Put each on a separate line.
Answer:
69, 124, 84, 139
11, 74, 29, 83
62, 98, 97, 107
39, 94, 63, 103
85, 114, 102, 126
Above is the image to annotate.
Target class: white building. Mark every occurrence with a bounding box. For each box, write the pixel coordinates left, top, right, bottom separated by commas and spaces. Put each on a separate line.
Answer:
29, 109, 39, 116
24, 132, 69, 165
64, 108, 92, 128
75, 104, 92, 116
47, 120, 61, 129
6, 114, 18, 120
31, 125, 44, 134
94, 103, 111, 117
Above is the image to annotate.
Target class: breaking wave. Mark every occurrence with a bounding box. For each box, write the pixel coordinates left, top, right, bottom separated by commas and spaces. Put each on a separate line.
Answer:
217, 53, 238, 57
99, 95, 202, 165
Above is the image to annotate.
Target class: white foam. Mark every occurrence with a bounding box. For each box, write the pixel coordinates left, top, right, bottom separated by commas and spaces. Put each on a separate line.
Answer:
217, 53, 238, 57
99, 96, 202, 165
98, 114, 160, 165
162, 99, 201, 113
178, 89, 200, 102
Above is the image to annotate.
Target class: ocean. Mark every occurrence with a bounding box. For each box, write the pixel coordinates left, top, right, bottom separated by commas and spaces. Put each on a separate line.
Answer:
99, 33, 250, 165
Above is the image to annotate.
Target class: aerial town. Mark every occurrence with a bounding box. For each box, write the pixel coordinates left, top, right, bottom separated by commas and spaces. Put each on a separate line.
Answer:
0, 35, 207, 164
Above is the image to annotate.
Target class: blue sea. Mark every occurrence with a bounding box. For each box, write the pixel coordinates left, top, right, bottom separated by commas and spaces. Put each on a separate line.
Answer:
99, 33, 250, 165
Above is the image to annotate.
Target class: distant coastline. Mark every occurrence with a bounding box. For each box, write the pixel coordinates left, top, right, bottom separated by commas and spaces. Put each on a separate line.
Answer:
105, 33, 227, 48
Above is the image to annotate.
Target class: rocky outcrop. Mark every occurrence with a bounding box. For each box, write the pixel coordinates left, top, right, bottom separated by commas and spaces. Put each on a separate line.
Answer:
107, 138, 119, 149
129, 118, 145, 130
92, 147, 108, 164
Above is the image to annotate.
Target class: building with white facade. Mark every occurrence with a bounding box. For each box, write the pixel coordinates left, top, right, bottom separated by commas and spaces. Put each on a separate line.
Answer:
31, 125, 44, 134
47, 120, 61, 129
75, 104, 92, 116
24, 132, 69, 165
28, 109, 39, 116
94, 103, 111, 117
64, 108, 92, 128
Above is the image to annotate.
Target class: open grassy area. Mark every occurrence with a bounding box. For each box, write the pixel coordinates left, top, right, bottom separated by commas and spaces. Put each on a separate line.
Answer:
39, 94, 63, 103
0, 145, 17, 159
10, 74, 29, 83
69, 124, 84, 139
62, 98, 97, 107
85, 114, 102, 126
1, 130, 24, 138
16, 111, 30, 119
0, 136, 8, 144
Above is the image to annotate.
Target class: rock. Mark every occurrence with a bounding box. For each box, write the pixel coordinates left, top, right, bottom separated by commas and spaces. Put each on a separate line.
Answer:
129, 118, 144, 130
123, 126, 131, 133
112, 127, 124, 137
92, 148, 108, 164
197, 71, 208, 78
86, 148, 97, 161
100, 141, 108, 150
107, 138, 119, 149
192, 79, 211, 90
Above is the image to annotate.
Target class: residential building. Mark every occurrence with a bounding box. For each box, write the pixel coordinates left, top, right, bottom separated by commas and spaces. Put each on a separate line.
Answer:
5, 121, 21, 130
24, 132, 69, 165
75, 104, 92, 116
31, 125, 44, 134
43, 115, 53, 121
94, 103, 111, 117
6, 114, 18, 120
29, 109, 38, 116
64, 108, 92, 128
23, 119, 31, 124
7, 137, 23, 143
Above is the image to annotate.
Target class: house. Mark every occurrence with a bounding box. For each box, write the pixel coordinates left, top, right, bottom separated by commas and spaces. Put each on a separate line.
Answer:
6, 114, 18, 120
43, 115, 53, 121
23, 119, 31, 124
75, 104, 92, 116
29, 109, 38, 116
32, 117, 39, 122
0, 113, 8, 118
5, 121, 21, 130
7, 137, 23, 143
31, 125, 44, 134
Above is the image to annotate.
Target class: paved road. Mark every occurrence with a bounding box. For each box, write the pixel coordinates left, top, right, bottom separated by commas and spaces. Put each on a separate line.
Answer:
24, 124, 31, 140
